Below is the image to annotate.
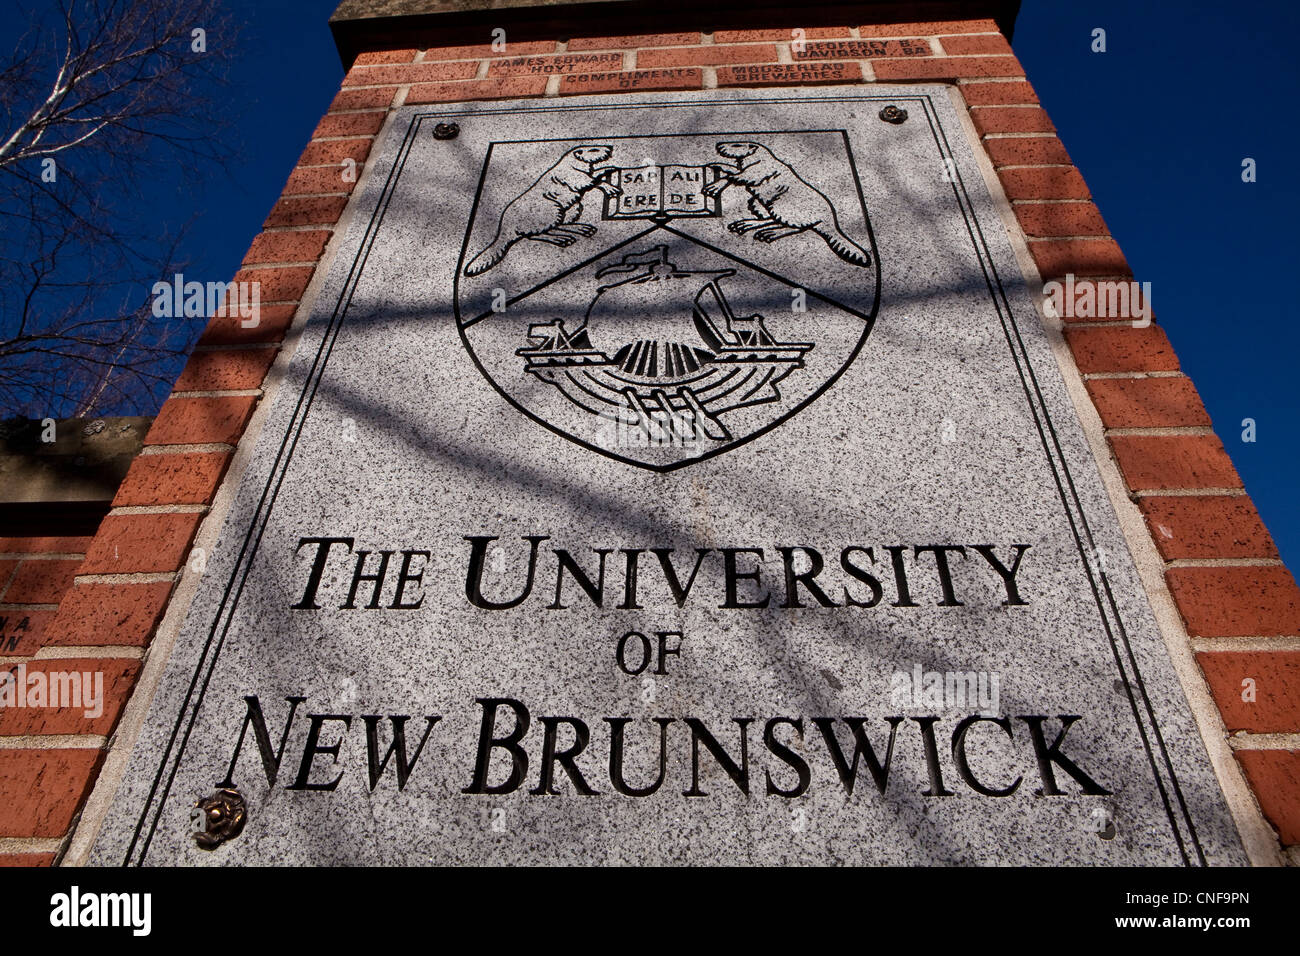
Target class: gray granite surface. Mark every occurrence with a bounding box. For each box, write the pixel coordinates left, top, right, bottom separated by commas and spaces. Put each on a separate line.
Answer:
89, 88, 1246, 866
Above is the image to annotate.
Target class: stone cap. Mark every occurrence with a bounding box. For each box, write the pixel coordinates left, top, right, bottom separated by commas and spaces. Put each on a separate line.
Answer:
329, 0, 1021, 67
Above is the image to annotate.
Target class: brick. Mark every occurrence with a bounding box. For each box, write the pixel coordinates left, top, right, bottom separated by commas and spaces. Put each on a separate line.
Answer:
560, 68, 702, 95
242, 230, 332, 266
329, 86, 398, 112
113, 452, 233, 507
80, 513, 204, 575
283, 165, 361, 196
1197, 652, 1300, 733
0, 658, 141, 736
1109, 435, 1242, 492
567, 33, 699, 51
997, 166, 1090, 200
713, 27, 850, 43
298, 138, 373, 167
353, 49, 418, 65
230, 267, 314, 304
145, 395, 257, 446
172, 348, 277, 392
488, 52, 625, 76
0, 854, 55, 866
1029, 238, 1130, 280
717, 62, 864, 87
971, 106, 1054, 136
0, 610, 51, 657
48, 581, 174, 647
1064, 326, 1179, 374
1139, 496, 1279, 561
938, 33, 1014, 56
199, 304, 297, 347
312, 111, 386, 139
2, 559, 80, 605
265, 195, 350, 229
1167, 566, 1300, 638
0, 537, 92, 555
406, 77, 549, 104
959, 80, 1039, 106
1014, 202, 1108, 237
422, 41, 555, 61
241, 230, 331, 267
872, 55, 1022, 81
859, 20, 998, 36
343, 60, 478, 86
1234, 750, 1300, 844
0, 749, 104, 837
637, 44, 779, 68
1084, 377, 1210, 429
792, 39, 931, 60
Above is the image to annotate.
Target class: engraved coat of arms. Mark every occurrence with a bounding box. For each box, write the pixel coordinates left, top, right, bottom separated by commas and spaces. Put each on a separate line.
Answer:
455, 133, 880, 470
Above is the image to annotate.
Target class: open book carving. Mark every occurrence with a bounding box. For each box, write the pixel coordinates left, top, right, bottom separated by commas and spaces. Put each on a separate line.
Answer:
601, 164, 721, 219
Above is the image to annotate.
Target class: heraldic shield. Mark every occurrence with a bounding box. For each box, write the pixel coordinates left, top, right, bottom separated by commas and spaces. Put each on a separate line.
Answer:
454, 131, 881, 471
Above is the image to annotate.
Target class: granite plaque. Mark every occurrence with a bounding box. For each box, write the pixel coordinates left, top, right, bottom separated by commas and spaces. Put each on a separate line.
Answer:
90, 88, 1247, 865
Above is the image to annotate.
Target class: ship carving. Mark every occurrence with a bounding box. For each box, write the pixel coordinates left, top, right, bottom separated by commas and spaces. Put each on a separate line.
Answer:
517, 245, 813, 443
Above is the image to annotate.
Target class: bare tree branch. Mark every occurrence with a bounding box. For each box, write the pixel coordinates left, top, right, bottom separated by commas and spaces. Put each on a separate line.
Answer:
0, 0, 239, 418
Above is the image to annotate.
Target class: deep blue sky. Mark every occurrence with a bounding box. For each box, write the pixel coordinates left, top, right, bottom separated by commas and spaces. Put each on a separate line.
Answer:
86, 0, 1300, 567
1015, 1, 1300, 569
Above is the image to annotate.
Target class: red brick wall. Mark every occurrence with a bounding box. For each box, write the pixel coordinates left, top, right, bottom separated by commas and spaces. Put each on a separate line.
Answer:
0, 534, 122, 867
5, 14, 1295, 865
